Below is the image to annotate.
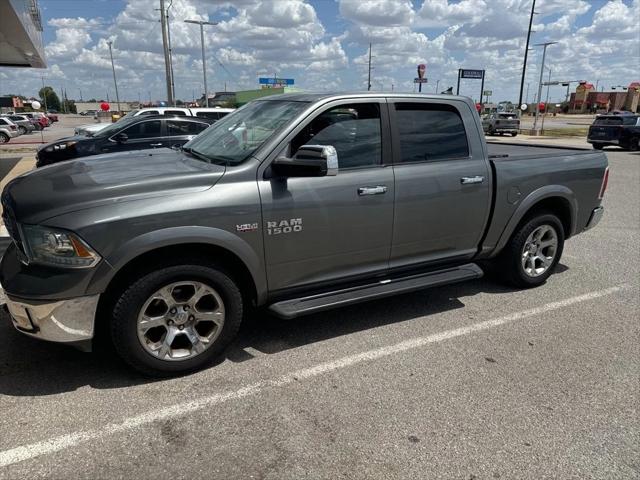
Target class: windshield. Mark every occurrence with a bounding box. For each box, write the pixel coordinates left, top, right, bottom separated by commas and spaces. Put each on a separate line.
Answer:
92, 116, 141, 137
593, 116, 638, 126
120, 110, 140, 120
183, 100, 308, 165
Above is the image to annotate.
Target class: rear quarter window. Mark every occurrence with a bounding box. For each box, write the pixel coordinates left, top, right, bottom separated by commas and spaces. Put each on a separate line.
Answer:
593, 117, 623, 126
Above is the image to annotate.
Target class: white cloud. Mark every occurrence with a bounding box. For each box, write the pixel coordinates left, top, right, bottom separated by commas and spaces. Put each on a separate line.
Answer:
0, 0, 638, 104
339, 0, 414, 26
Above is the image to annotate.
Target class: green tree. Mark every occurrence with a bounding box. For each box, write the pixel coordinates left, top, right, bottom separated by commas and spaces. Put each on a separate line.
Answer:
38, 86, 61, 111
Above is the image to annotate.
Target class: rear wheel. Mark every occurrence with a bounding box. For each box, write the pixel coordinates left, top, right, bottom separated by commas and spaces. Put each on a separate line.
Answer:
592, 143, 604, 150
0, 133, 9, 144
110, 261, 243, 376
18, 126, 27, 135
628, 136, 640, 152
511, 132, 518, 137
495, 212, 564, 288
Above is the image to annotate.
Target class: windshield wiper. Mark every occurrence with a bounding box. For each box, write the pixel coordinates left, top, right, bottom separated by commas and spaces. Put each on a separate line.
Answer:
181, 146, 228, 166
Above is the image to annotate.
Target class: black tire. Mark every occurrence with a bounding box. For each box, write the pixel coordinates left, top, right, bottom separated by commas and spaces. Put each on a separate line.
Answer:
628, 136, 640, 152
0, 133, 9, 144
110, 260, 243, 377
511, 132, 518, 137
18, 126, 27, 135
592, 143, 604, 150
487, 128, 494, 136
495, 212, 565, 288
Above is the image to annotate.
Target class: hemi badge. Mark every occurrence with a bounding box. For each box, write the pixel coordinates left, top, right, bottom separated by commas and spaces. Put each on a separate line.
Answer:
236, 223, 258, 232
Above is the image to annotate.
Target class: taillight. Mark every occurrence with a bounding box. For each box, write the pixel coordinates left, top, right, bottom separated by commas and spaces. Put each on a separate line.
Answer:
10, 125, 16, 130
598, 167, 609, 199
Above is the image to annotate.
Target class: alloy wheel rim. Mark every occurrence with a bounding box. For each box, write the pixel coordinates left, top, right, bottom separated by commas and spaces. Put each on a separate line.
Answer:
136, 281, 225, 361
521, 225, 558, 278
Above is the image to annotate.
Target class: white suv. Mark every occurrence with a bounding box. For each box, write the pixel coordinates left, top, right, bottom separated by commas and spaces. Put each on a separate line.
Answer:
0, 118, 20, 143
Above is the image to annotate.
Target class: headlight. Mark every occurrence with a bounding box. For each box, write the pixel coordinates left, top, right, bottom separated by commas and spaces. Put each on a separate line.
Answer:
45, 141, 77, 153
22, 225, 101, 268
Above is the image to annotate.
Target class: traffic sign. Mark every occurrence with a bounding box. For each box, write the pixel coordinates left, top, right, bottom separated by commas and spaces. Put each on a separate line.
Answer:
413, 78, 428, 83
483, 90, 492, 96
259, 77, 294, 86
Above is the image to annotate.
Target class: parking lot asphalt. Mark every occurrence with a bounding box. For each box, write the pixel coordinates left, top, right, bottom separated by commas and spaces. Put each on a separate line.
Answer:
0, 149, 638, 479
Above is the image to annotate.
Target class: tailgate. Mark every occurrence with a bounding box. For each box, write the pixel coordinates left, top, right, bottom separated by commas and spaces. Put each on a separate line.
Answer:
495, 118, 519, 129
589, 125, 621, 141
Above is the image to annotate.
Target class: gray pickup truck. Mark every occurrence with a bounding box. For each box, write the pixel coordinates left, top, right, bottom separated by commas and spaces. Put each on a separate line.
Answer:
0, 93, 609, 376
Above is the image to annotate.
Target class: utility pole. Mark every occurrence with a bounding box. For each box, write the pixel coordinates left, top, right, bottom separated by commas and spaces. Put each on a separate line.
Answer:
166, 3, 176, 106
79, 89, 83, 102
532, 42, 556, 134
526, 82, 530, 103
107, 40, 122, 114
435, 79, 440, 94
367, 43, 372, 91
518, 0, 536, 110
185, 19, 218, 108
160, 0, 173, 105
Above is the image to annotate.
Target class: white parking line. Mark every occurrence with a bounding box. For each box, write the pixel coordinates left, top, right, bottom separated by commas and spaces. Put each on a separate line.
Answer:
0, 284, 628, 468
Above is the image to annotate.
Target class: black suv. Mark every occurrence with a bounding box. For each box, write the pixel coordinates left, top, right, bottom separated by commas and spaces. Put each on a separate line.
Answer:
587, 113, 640, 151
36, 115, 212, 167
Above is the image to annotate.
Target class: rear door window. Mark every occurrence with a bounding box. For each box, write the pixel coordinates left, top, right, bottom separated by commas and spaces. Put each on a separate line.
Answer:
165, 110, 187, 116
166, 120, 209, 136
394, 103, 469, 162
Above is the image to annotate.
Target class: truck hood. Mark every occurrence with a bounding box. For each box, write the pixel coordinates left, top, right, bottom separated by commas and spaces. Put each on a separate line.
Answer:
3, 149, 226, 224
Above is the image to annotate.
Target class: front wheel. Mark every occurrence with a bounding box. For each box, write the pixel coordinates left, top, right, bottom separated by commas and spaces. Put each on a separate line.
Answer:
592, 143, 604, 150
110, 261, 243, 376
627, 136, 639, 152
511, 132, 518, 137
18, 126, 27, 135
496, 213, 565, 288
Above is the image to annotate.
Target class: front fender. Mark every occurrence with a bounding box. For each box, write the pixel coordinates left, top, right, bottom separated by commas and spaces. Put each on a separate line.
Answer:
86, 226, 267, 302
492, 185, 577, 255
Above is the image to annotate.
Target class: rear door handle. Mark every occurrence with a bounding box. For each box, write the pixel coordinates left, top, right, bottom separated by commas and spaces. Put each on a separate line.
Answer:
460, 176, 485, 185
358, 185, 387, 196
149, 143, 163, 147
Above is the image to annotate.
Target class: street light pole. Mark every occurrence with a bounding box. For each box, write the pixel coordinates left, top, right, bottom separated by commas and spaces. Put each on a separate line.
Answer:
532, 41, 556, 134
435, 79, 440, 94
107, 40, 122, 114
518, 0, 536, 110
185, 19, 218, 108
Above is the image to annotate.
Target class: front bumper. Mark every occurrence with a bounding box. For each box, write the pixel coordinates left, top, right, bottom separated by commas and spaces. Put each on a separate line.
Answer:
584, 206, 604, 231
2, 285, 99, 343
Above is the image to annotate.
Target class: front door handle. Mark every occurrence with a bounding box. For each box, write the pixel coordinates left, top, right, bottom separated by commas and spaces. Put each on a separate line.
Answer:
149, 143, 163, 147
460, 176, 485, 185
358, 185, 388, 196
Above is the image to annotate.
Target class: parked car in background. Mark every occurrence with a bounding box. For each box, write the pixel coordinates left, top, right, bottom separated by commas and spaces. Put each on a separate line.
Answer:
74, 107, 235, 136
482, 112, 520, 136
2, 115, 35, 135
37, 115, 212, 167
22, 112, 49, 130
79, 109, 99, 116
1, 93, 609, 375
46, 113, 59, 123
588, 114, 640, 151
0, 117, 20, 143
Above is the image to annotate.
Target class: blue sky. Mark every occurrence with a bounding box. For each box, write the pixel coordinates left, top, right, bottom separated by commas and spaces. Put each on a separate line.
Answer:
2, 0, 638, 103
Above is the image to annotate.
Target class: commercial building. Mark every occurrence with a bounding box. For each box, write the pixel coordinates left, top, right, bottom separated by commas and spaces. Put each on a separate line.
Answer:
570, 81, 640, 113
0, 0, 45, 68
